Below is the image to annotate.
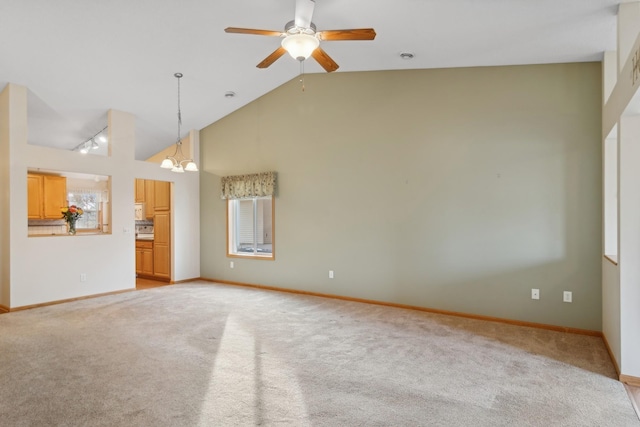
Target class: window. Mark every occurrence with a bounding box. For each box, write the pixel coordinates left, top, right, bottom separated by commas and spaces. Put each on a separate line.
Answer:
604, 129, 618, 263
67, 190, 101, 230
227, 196, 274, 259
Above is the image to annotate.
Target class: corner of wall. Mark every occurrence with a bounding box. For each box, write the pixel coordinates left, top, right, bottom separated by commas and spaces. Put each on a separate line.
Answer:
0, 84, 11, 307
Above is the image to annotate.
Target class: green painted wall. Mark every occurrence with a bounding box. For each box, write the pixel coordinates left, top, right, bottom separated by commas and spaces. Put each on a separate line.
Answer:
199, 63, 602, 330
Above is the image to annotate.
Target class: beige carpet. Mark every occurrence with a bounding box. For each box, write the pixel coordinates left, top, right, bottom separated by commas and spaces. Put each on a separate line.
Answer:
0, 282, 638, 426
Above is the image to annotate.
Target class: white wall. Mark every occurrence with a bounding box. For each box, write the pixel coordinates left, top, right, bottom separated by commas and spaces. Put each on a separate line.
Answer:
2, 83, 200, 309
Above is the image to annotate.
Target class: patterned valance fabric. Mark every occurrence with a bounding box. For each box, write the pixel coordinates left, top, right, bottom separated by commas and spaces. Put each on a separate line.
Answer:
220, 171, 276, 199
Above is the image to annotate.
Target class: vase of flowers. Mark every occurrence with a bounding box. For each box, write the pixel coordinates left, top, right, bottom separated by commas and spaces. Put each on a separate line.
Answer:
61, 205, 84, 235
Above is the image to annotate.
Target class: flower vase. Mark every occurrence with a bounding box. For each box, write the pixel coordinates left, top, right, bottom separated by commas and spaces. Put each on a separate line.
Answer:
68, 219, 77, 235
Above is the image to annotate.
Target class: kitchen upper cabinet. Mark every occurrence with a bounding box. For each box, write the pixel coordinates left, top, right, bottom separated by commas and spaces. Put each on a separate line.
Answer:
144, 180, 155, 219
154, 181, 170, 211
27, 175, 43, 219
28, 174, 67, 219
135, 179, 145, 203
43, 176, 67, 218
135, 179, 164, 218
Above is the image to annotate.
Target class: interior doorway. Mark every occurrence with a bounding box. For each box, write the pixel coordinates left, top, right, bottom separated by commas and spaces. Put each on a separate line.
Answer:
134, 178, 172, 285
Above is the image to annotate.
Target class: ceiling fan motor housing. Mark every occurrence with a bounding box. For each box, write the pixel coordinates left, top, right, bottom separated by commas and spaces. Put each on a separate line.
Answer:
285, 20, 316, 35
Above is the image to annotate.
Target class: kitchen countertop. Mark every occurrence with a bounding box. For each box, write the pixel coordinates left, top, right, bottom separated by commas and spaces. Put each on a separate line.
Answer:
29, 231, 108, 237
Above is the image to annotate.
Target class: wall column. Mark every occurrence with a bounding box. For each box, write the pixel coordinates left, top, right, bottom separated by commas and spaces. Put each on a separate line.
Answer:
618, 114, 640, 381
0, 85, 12, 309
0, 84, 28, 310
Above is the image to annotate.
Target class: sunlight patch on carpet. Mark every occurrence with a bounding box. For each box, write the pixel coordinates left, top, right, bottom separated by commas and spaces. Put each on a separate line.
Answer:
198, 314, 311, 425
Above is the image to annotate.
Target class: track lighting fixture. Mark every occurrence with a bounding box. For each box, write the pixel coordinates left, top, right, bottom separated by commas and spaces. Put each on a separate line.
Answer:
73, 126, 108, 154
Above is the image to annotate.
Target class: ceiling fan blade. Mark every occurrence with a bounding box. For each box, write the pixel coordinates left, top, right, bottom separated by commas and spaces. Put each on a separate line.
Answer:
224, 27, 284, 37
294, 0, 315, 29
311, 47, 339, 72
317, 28, 377, 41
257, 46, 287, 68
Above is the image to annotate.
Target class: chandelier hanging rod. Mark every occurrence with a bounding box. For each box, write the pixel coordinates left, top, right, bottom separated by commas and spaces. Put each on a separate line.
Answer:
161, 72, 198, 173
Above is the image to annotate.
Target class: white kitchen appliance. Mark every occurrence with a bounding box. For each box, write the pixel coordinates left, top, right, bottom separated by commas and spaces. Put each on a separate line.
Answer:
134, 203, 145, 220
136, 225, 154, 240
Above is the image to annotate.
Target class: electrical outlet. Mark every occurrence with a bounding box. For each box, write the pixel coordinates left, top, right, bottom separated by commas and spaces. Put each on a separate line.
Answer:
80, 273, 87, 282
230, 261, 234, 269
329, 270, 334, 279
563, 291, 572, 303
531, 289, 540, 300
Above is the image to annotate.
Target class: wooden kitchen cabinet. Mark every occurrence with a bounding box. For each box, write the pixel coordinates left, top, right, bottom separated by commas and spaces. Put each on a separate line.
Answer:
153, 211, 171, 280
135, 179, 145, 203
144, 179, 155, 219
27, 175, 43, 219
154, 181, 170, 211
135, 247, 142, 274
43, 176, 67, 218
27, 174, 67, 219
135, 179, 161, 218
135, 240, 154, 277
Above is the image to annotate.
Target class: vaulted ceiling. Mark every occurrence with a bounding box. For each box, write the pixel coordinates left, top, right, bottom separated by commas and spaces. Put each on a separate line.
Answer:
0, 0, 619, 160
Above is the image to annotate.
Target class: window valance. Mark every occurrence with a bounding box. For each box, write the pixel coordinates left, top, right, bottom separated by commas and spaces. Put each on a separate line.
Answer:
67, 187, 106, 202
221, 171, 276, 199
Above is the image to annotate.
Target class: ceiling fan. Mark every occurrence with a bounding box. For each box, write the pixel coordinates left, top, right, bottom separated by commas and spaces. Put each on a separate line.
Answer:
224, 0, 376, 72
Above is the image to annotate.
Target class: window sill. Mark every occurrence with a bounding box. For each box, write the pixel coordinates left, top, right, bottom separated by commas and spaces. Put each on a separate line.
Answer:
227, 253, 275, 261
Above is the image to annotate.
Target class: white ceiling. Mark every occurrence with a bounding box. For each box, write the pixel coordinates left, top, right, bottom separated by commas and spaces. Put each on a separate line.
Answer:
0, 0, 620, 160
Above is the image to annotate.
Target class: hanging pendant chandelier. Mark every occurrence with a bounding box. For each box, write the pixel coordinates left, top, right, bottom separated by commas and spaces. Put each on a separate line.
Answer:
160, 72, 198, 173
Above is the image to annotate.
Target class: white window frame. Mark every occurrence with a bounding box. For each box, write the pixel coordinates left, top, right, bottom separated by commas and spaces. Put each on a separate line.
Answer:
227, 196, 274, 260
604, 132, 618, 264
67, 190, 102, 231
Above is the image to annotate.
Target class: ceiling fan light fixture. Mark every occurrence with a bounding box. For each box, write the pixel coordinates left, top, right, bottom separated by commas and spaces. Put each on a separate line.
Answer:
281, 33, 319, 61
225, 1, 375, 72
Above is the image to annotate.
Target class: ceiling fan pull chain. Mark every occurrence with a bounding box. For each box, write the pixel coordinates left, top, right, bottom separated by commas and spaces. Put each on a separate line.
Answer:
300, 60, 305, 91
